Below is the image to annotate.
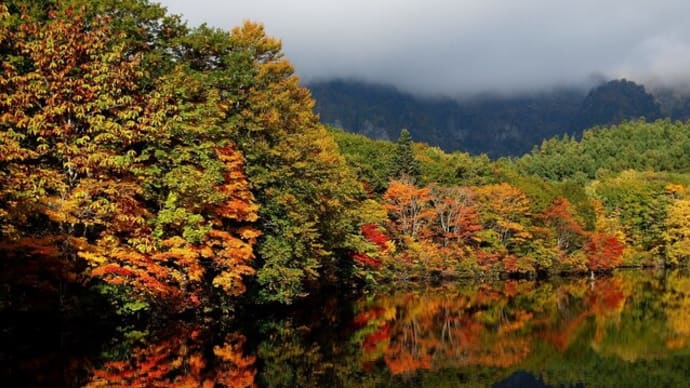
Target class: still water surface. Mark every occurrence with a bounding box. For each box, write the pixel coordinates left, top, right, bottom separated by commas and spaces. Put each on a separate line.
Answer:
4, 270, 690, 387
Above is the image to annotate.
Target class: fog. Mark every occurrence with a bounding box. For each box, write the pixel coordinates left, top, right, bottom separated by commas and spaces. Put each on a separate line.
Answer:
157, 0, 690, 96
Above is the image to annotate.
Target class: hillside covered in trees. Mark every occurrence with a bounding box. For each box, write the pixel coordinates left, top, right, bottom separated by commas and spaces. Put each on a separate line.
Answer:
331, 120, 690, 282
310, 78, 690, 157
2, 0, 690, 324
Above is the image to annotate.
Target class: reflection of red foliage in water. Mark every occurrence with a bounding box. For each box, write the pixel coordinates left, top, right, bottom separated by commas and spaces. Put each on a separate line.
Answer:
354, 274, 645, 377
454, 318, 484, 349
543, 277, 626, 351
353, 306, 386, 328
475, 286, 501, 304
85, 328, 256, 387
543, 312, 588, 352
602, 286, 625, 309
384, 349, 432, 375
363, 323, 390, 351
503, 280, 519, 298
588, 278, 626, 312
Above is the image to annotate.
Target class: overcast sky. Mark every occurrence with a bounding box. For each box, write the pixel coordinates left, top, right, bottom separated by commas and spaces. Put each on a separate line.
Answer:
157, 0, 690, 96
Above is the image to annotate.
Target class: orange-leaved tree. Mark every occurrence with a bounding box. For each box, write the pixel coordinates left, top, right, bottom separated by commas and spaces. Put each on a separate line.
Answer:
0, 6, 260, 312
383, 178, 435, 240
541, 197, 585, 253
584, 232, 624, 271
0, 7, 171, 302
177, 21, 367, 304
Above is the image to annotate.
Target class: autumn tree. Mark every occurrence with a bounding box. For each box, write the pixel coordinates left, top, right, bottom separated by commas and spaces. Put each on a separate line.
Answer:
173, 21, 367, 303
429, 185, 482, 247
0, 7, 165, 296
541, 197, 585, 253
663, 199, 690, 266
383, 179, 434, 240
352, 223, 393, 268
584, 232, 624, 271
588, 170, 670, 256
0, 5, 260, 312
475, 183, 533, 247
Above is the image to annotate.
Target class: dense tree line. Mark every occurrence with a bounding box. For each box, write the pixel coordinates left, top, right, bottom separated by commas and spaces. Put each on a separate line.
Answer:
331, 125, 690, 281
517, 119, 690, 180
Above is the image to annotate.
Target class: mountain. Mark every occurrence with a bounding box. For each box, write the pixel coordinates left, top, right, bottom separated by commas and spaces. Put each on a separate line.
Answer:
576, 79, 661, 130
652, 87, 690, 121
308, 79, 671, 157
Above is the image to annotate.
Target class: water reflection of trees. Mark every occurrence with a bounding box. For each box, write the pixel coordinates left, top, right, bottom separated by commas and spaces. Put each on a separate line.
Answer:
85, 325, 255, 387
15, 270, 688, 386
353, 271, 690, 378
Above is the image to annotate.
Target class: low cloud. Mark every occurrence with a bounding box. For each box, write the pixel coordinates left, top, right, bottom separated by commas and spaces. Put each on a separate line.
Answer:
158, 0, 690, 96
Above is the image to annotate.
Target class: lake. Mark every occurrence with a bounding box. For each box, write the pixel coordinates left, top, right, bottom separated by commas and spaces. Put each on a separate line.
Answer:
3, 269, 690, 387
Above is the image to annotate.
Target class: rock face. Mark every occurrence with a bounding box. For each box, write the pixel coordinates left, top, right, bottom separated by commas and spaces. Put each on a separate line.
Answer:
576, 79, 661, 131
309, 78, 666, 157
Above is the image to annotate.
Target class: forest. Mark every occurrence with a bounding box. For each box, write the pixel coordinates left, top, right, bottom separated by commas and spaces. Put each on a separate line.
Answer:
2, 0, 690, 323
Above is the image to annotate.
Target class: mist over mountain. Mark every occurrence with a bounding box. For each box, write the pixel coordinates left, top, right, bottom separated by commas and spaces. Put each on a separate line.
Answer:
157, 1, 690, 156
161, 1, 690, 98
309, 78, 687, 157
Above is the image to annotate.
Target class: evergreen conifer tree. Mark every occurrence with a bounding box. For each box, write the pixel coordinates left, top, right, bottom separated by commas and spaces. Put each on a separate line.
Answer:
391, 129, 420, 180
